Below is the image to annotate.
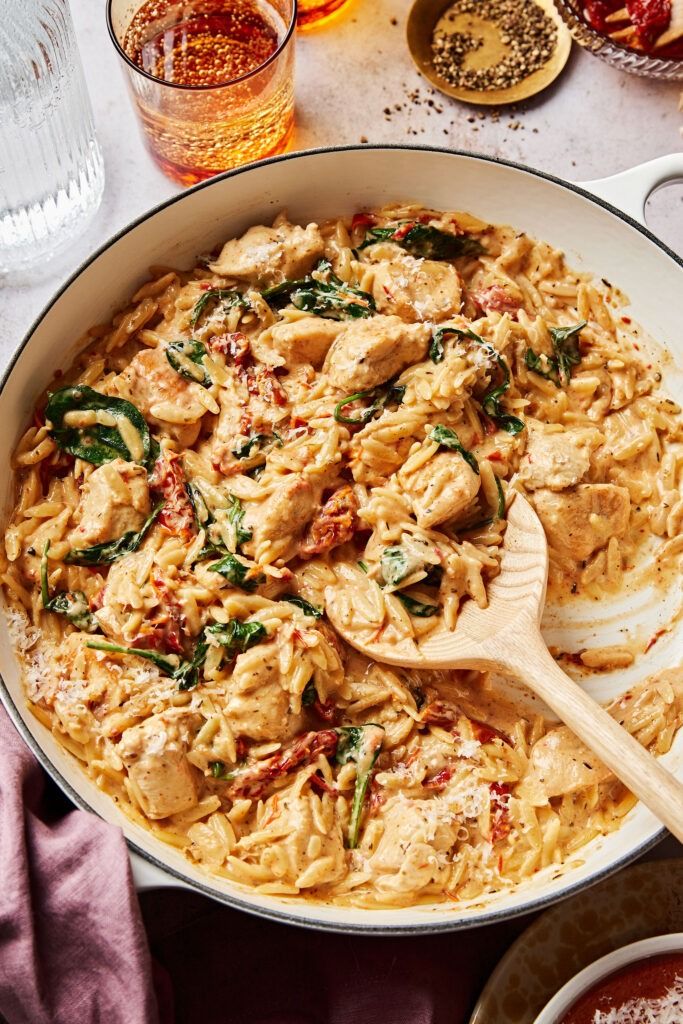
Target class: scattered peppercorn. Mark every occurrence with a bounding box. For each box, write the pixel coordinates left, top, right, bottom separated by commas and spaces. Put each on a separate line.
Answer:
431, 0, 558, 92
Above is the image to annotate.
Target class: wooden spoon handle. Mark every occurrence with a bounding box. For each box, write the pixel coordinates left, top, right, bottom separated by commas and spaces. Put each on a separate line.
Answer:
514, 631, 683, 844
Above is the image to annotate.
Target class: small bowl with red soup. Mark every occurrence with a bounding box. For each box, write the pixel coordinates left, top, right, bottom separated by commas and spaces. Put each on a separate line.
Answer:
533, 933, 683, 1024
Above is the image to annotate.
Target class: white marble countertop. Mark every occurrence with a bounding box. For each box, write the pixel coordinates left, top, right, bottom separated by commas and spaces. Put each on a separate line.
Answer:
1, 0, 681, 362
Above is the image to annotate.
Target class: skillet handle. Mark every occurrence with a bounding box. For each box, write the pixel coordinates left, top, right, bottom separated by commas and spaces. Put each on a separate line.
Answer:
130, 850, 192, 892
578, 154, 683, 227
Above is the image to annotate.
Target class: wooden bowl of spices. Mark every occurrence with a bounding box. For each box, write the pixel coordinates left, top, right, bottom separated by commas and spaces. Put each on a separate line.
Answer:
407, 0, 572, 105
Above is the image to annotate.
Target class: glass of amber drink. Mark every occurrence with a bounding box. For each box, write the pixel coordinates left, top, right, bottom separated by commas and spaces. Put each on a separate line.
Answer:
297, 0, 351, 28
107, 0, 296, 185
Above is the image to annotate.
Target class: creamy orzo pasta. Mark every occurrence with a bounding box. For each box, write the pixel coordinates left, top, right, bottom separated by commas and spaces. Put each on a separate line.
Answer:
3, 205, 682, 907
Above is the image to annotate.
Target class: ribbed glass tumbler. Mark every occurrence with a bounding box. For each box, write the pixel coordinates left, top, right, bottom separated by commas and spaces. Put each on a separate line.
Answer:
0, 0, 105, 274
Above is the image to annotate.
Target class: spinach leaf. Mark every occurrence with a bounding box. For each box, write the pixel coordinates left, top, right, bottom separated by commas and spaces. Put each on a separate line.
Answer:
205, 618, 267, 655
302, 680, 317, 706
262, 260, 375, 320
357, 560, 369, 573
227, 494, 252, 547
46, 386, 157, 468
428, 325, 462, 364
422, 563, 444, 588
396, 593, 440, 617
282, 595, 324, 619
358, 223, 485, 261
207, 551, 263, 591
186, 481, 213, 530
166, 340, 211, 387
175, 637, 209, 691
428, 328, 524, 435
495, 475, 505, 521
210, 760, 235, 780
87, 634, 209, 691
232, 431, 282, 460
463, 476, 506, 532
525, 321, 586, 388
188, 489, 251, 560
190, 289, 250, 329
40, 541, 97, 632
86, 639, 182, 677
65, 502, 163, 566
336, 724, 385, 848
380, 547, 409, 586
356, 227, 398, 249
429, 424, 479, 474
333, 380, 406, 426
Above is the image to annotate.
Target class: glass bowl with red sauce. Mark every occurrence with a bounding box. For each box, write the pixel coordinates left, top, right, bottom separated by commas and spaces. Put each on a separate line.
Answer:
533, 933, 683, 1024
555, 0, 683, 78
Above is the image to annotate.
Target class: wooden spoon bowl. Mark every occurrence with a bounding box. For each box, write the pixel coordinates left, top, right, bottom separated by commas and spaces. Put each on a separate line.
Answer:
325, 492, 683, 843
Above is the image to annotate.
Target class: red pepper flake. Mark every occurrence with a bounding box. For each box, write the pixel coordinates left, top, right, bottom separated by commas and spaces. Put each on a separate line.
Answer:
490, 782, 512, 843
487, 451, 503, 462
645, 629, 666, 652
309, 772, 337, 797
481, 413, 497, 436
392, 221, 416, 242
621, 316, 632, 324
422, 766, 454, 791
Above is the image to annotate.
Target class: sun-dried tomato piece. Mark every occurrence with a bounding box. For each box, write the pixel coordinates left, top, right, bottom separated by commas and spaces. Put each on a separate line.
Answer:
472, 284, 522, 316
420, 700, 459, 731
208, 330, 250, 366
471, 718, 512, 747
299, 486, 359, 559
246, 365, 288, 407
150, 451, 195, 541
227, 729, 339, 800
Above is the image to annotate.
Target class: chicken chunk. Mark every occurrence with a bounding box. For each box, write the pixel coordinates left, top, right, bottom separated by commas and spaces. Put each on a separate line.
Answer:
249, 788, 346, 888
118, 710, 198, 819
398, 451, 481, 529
223, 642, 303, 742
520, 726, 611, 805
533, 484, 630, 563
518, 422, 601, 492
69, 459, 150, 548
108, 346, 207, 447
245, 475, 317, 549
365, 794, 458, 897
260, 317, 343, 368
324, 315, 430, 392
372, 255, 462, 323
208, 219, 325, 287
200, 368, 288, 475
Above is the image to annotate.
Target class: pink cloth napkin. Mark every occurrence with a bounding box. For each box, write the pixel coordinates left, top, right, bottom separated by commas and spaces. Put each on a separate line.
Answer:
0, 702, 159, 1024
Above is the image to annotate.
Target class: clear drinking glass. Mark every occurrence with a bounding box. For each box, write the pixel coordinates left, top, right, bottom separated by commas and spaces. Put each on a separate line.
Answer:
297, 0, 351, 29
0, 0, 105, 275
107, 0, 296, 186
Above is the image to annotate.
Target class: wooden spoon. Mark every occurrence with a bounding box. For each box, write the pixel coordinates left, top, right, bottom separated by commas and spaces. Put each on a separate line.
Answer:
325, 491, 683, 844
